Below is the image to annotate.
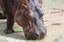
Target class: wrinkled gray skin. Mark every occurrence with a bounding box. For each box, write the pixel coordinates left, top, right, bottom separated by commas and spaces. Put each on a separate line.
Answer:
29, 0, 43, 17
23, 0, 46, 39
28, 0, 46, 36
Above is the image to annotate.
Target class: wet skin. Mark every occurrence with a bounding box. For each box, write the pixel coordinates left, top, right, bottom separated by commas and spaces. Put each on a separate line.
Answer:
0, 0, 46, 40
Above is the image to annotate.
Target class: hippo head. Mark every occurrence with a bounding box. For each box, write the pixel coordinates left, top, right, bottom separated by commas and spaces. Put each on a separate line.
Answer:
15, 0, 46, 40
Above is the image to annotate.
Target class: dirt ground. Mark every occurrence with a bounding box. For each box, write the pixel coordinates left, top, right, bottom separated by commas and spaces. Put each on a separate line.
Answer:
43, 0, 64, 42
0, 0, 64, 42
43, 9, 64, 42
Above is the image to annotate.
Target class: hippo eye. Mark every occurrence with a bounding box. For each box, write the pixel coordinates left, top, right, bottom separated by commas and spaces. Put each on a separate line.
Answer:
21, 3, 28, 8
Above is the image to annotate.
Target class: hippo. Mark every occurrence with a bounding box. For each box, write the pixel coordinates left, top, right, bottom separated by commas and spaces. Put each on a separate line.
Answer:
0, 0, 46, 40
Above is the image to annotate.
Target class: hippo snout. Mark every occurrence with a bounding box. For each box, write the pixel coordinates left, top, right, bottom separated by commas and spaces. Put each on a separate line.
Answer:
23, 21, 47, 40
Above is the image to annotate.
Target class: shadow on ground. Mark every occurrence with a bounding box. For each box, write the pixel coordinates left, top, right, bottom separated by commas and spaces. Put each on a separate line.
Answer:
0, 19, 26, 40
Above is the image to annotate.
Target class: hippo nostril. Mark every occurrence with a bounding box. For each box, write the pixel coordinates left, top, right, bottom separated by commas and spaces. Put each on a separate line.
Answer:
39, 32, 46, 39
